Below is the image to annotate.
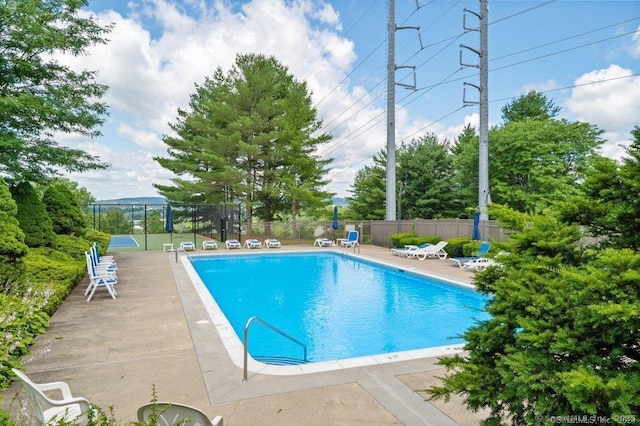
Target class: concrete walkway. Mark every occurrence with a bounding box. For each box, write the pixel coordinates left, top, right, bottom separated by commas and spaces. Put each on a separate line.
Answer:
3, 245, 488, 425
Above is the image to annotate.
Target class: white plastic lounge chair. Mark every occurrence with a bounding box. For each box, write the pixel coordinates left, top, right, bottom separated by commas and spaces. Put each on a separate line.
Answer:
179, 241, 196, 251
391, 243, 430, 257
84, 252, 117, 302
264, 239, 281, 248
462, 257, 498, 271
341, 231, 359, 248
12, 368, 94, 426
314, 238, 334, 247
137, 402, 223, 426
225, 239, 241, 249
451, 242, 491, 267
202, 240, 218, 250
244, 239, 263, 249
407, 241, 449, 260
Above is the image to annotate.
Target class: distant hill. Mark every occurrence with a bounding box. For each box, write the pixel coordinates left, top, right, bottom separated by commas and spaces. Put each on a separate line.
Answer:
96, 197, 166, 205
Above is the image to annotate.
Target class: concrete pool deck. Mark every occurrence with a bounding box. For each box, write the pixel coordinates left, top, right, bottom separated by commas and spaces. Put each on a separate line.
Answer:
2, 244, 489, 425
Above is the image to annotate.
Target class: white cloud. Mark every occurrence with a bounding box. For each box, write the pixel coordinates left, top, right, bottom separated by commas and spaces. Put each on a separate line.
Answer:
632, 24, 640, 57
55, 0, 368, 199
564, 64, 640, 159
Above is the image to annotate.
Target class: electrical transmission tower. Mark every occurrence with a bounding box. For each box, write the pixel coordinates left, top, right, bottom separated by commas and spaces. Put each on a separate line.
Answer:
460, 0, 490, 220
386, 0, 421, 221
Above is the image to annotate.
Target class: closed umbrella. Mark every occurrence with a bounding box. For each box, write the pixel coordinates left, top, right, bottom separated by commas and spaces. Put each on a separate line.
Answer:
166, 204, 174, 243
332, 206, 339, 230
472, 211, 481, 241
472, 210, 481, 254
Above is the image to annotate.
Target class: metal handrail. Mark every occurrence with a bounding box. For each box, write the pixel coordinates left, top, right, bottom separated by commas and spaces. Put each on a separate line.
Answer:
243, 316, 307, 382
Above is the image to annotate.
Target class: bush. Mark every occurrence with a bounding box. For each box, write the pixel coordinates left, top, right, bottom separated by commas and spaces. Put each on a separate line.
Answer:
391, 233, 441, 248
43, 184, 87, 236
24, 248, 86, 314
445, 237, 472, 257
85, 229, 111, 255
52, 234, 93, 261
0, 179, 29, 294
10, 182, 55, 248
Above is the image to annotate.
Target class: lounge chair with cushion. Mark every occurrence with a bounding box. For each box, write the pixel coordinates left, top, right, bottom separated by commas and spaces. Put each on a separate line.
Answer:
244, 239, 263, 249
179, 241, 196, 251
137, 401, 223, 426
391, 242, 430, 257
225, 239, 241, 249
12, 368, 94, 426
450, 242, 491, 267
314, 238, 334, 247
341, 231, 359, 248
202, 240, 218, 250
264, 239, 281, 248
462, 257, 498, 271
407, 241, 449, 260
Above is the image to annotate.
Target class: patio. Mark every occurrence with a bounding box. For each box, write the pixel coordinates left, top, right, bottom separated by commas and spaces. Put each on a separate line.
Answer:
2, 244, 488, 425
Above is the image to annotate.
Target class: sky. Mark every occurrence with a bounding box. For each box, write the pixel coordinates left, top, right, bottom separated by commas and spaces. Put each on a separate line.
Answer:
56, 0, 640, 201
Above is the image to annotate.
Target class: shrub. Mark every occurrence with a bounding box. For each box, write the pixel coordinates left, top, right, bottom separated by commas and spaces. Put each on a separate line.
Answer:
390, 232, 415, 247
24, 248, 86, 314
52, 234, 93, 261
43, 184, 87, 236
85, 229, 111, 255
445, 237, 472, 257
10, 182, 55, 248
0, 179, 29, 294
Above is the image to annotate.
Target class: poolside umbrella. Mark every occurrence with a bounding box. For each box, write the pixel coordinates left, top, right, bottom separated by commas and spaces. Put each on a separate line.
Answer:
331, 206, 339, 230
472, 210, 481, 254
166, 204, 174, 243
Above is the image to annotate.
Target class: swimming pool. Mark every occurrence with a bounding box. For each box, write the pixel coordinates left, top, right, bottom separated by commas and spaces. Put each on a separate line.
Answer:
187, 251, 489, 367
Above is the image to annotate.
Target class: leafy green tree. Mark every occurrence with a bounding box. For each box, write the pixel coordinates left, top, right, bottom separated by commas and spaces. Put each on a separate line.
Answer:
344, 151, 386, 220
489, 119, 604, 213
397, 134, 460, 219
99, 209, 131, 235
0, 179, 28, 293
43, 184, 87, 235
452, 94, 603, 215
500, 90, 561, 124
155, 53, 332, 235
0, 0, 111, 184
10, 182, 55, 247
146, 209, 164, 234
562, 125, 640, 250
428, 204, 640, 422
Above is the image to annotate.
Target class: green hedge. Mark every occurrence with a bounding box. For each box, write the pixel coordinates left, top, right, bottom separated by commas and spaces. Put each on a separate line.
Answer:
0, 232, 111, 393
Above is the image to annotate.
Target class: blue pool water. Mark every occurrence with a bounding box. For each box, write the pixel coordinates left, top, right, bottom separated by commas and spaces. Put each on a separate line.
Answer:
190, 252, 489, 364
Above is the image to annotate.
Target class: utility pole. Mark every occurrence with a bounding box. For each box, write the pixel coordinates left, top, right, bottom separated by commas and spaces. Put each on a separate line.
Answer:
386, 0, 397, 221
386, 0, 421, 221
478, 0, 489, 221
461, 0, 490, 221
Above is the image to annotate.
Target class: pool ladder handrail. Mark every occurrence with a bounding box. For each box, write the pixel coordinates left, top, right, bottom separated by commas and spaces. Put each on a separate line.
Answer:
243, 316, 308, 382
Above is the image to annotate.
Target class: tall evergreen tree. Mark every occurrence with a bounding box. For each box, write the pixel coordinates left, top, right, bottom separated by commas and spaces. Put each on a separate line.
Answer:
345, 151, 387, 220
0, 0, 111, 184
155, 54, 332, 235
397, 134, 460, 219
562, 125, 640, 249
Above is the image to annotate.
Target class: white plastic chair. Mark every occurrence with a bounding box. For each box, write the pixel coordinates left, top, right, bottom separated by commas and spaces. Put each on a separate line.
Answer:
12, 368, 93, 425
264, 239, 281, 248
84, 252, 117, 302
243, 239, 262, 249
341, 230, 359, 248
137, 402, 223, 426
224, 239, 241, 249
202, 240, 218, 250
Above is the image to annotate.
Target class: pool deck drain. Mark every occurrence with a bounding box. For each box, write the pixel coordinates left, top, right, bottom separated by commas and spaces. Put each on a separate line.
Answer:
2, 245, 488, 425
